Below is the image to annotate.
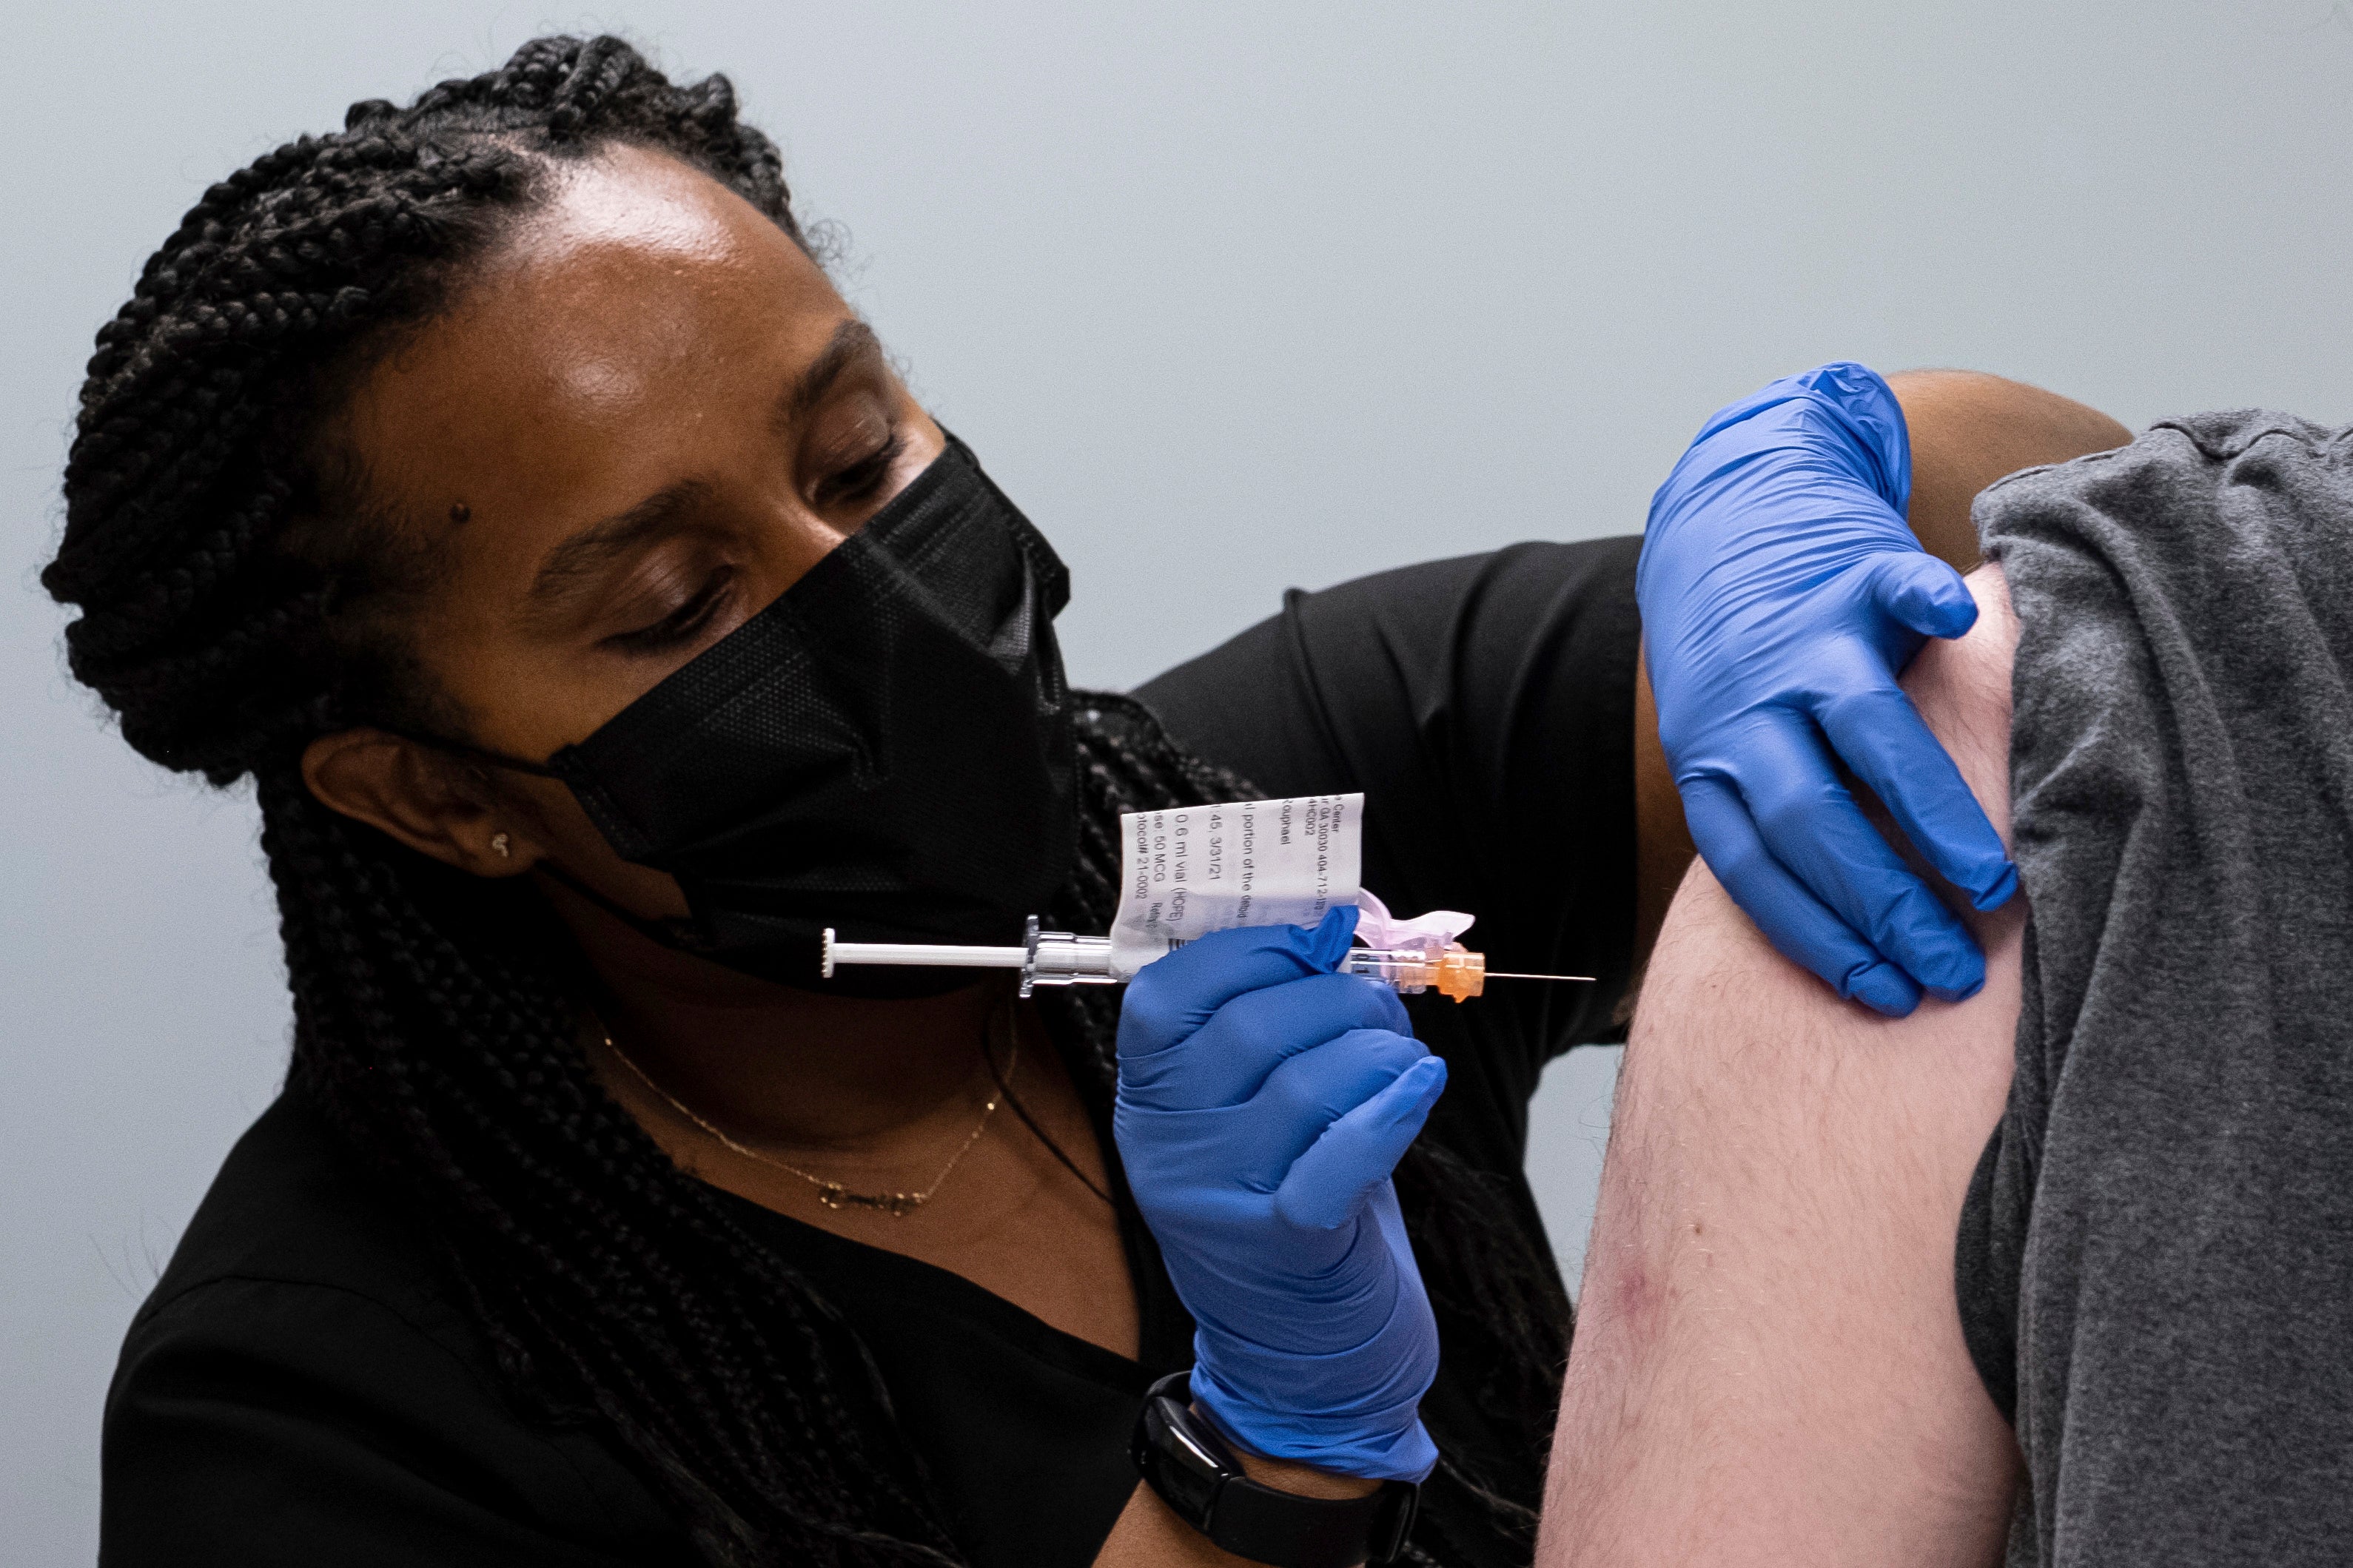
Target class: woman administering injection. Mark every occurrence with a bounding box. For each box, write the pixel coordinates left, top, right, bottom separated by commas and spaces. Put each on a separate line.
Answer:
57, 37, 2121, 1568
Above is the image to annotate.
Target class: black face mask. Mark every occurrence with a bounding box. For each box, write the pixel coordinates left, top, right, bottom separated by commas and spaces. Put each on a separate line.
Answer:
446, 436, 1076, 997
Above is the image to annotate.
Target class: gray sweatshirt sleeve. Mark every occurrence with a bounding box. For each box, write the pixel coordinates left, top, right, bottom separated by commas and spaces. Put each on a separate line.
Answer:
1969, 411, 2353, 1567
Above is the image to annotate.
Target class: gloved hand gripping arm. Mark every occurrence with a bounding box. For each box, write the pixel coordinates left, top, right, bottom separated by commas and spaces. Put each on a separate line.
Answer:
1114, 906, 1445, 1482
1639, 361, 2018, 1017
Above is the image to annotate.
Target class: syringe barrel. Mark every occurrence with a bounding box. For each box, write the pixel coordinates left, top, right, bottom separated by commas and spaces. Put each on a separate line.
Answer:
822, 923, 1485, 1001
1021, 931, 1483, 1000
1343, 943, 1486, 1002
1023, 927, 1118, 992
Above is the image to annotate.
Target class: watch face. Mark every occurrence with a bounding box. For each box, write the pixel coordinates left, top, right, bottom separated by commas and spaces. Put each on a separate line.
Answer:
1136, 1395, 1226, 1519
1163, 1411, 1231, 1477
1132, 1378, 1421, 1568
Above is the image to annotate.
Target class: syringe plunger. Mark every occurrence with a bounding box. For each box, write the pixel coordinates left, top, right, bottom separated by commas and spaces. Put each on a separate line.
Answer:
822, 922, 1115, 998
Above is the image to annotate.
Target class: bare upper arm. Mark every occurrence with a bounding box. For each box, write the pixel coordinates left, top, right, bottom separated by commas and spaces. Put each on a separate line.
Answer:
1545, 565, 2026, 1568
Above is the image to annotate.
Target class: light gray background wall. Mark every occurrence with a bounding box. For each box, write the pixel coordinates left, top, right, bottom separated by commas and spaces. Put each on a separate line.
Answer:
8, 1, 2353, 1558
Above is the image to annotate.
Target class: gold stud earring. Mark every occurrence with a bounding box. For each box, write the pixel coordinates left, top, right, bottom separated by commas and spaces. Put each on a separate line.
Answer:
491, 832, 511, 860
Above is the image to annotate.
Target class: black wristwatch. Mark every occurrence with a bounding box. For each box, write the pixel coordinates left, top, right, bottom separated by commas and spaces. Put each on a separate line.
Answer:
1129, 1372, 1419, 1568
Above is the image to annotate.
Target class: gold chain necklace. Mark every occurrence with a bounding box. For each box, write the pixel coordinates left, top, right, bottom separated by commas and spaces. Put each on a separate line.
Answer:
600, 1000, 1017, 1219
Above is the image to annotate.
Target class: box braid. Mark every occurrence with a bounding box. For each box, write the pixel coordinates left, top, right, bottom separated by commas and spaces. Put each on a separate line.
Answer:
42, 35, 1565, 1567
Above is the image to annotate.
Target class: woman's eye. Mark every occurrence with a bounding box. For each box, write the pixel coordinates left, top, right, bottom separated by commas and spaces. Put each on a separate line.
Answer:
812, 431, 906, 511
606, 567, 736, 653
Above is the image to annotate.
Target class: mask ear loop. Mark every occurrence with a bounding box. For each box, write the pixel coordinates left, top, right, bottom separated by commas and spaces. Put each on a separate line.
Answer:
382, 725, 714, 955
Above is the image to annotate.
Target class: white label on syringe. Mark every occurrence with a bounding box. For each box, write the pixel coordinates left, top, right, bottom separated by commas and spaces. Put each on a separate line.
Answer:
1108, 793, 1363, 980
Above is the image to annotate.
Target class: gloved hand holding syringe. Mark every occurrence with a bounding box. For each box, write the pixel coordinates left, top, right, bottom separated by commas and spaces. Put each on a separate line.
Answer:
826, 792, 1594, 1496
820, 791, 1591, 1000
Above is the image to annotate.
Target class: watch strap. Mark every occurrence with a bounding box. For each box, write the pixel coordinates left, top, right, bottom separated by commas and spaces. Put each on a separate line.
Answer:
1129, 1371, 1419, 1568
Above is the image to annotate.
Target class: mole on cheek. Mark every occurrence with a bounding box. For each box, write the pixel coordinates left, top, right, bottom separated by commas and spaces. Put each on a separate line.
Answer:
449, 502, 472, 525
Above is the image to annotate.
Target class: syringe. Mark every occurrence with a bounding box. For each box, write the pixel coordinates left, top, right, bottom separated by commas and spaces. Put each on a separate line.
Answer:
822, 917, 1591, 1001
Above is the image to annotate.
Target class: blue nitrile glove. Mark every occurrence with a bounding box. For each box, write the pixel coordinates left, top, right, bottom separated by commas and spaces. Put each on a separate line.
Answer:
1639, 361, 2018, 1017
1114, 906, 1445, 1482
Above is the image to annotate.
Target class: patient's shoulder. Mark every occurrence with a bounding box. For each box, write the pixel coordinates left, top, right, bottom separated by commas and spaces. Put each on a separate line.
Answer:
1975, 409, 2353, 570
2146, 408, 2352, 462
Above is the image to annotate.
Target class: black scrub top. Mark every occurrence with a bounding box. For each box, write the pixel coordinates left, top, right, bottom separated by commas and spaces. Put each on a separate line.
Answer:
100, 538, 1644, 1568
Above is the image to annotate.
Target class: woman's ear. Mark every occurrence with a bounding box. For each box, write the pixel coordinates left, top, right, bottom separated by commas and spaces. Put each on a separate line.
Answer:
301, 728, 539, 877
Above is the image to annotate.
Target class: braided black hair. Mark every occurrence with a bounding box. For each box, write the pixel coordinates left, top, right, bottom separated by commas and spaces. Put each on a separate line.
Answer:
44, 37, 1566, 1566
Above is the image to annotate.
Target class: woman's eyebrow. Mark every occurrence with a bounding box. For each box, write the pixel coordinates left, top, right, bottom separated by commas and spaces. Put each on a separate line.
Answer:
528, 480, 710, 615
775, 317, 882, 433
523, 317, 882, 618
